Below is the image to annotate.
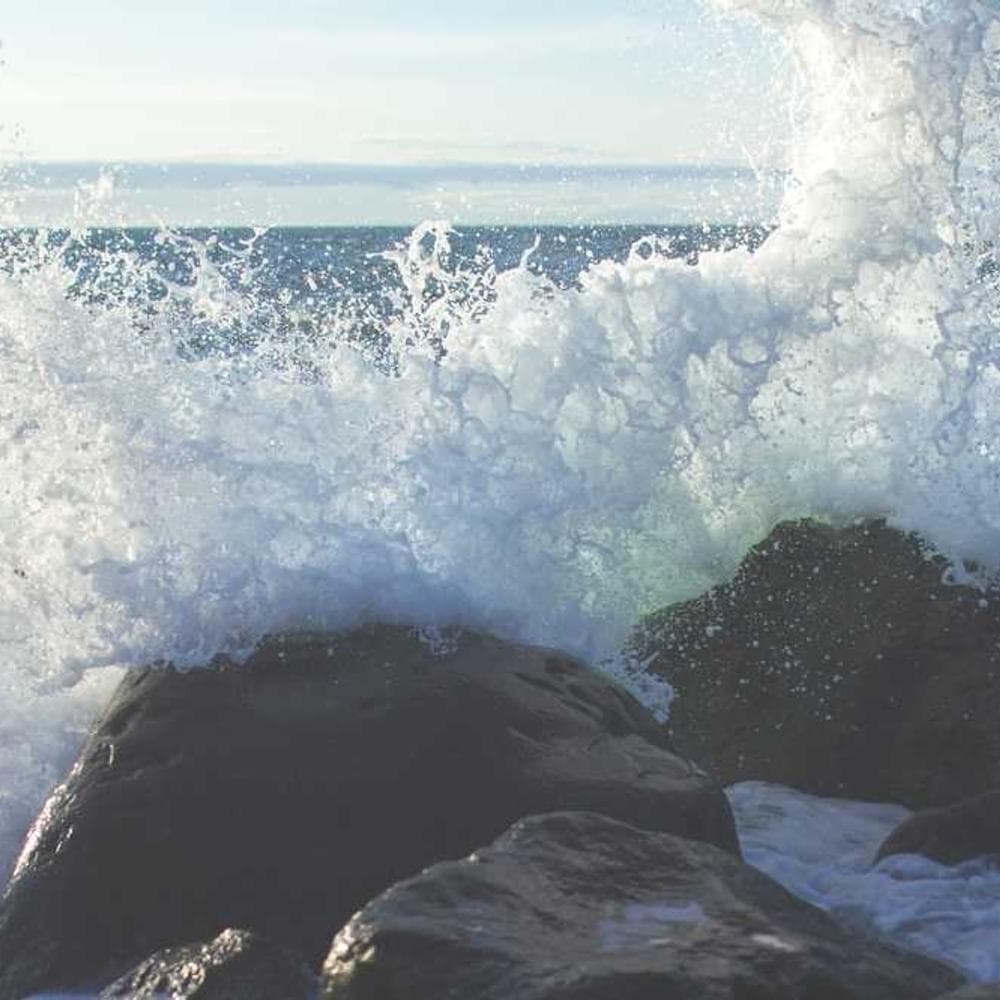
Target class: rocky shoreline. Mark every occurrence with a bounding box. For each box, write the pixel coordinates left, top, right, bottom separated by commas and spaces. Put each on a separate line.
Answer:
2, 520, 999, 998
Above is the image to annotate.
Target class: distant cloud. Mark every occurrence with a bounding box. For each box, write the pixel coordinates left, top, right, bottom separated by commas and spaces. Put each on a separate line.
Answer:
255, 20, 656, 61
357, 136, 606, 162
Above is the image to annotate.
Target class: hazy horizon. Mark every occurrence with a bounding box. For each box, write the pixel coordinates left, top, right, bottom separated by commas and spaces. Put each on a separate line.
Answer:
0, 0, 789, 226
0, 0, 789, 225
0, 159, 784, 227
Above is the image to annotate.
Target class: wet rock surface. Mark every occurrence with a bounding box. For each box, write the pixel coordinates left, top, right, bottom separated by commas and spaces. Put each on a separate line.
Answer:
631, 519, 1000, 808
322, 811, 963, 1000
99, 928, 315, 999
876, 790, 1000, 866
935, 987, 1000, 999
0, 624, 734, 999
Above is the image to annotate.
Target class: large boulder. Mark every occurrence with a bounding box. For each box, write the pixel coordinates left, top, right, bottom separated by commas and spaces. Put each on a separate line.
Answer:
631, 519, 1000, 807
0, 625, 736, 998
321, 810, 963, 1000
876, 790, 1000, 865
99, 928, 315, 999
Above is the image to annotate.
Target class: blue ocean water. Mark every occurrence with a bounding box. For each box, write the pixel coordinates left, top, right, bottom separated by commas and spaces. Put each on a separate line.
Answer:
9, 222, 767, 319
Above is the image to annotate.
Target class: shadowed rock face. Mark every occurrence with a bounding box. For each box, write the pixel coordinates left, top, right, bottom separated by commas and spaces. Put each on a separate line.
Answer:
321, 811, 964, 1000
934, 988, 1000, 1000
100, 928, 316, 999
0, 625, 736, 999
876, 790, 1000, 866
631, 519, 1000, 808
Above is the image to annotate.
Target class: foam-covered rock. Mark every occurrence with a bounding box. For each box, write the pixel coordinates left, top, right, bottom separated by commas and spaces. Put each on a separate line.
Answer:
0, 625, 735, 998
631, 519, 1000, 807
876, 790, 1000, 865
99, 928, 315, 998
321, 811, 963, 1000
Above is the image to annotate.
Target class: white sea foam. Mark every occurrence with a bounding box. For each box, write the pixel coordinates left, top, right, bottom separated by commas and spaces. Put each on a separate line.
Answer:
1, 0, 999, 918
729, 781, 1000, 982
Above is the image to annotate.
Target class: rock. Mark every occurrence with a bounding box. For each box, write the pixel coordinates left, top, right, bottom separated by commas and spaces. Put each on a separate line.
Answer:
935, 988, 1000, 999
876, 790, 1000, 865
99, 928, 315, 998
321, 810, 963, 1000
0, 625, 736, 998
630, 519, 1000, 808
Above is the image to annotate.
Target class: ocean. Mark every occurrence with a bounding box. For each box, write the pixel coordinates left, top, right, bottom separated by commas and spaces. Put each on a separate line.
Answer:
3, 0, 1000, 990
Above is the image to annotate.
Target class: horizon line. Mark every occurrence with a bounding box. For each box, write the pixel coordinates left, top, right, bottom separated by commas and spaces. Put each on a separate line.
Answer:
1, 160, 778, 186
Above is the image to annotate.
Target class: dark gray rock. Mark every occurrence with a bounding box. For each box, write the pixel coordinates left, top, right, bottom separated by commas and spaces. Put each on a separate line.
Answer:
876, 790, 1000, 865
934, 987, 1000, 999
630, 519, 1000, 808
0, 625, 735, 999
99, 928, 315, 998
322, 811, 963, 1000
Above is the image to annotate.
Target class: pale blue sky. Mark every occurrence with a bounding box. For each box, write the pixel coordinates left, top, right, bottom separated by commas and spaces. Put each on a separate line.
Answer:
0, 0, 783, 165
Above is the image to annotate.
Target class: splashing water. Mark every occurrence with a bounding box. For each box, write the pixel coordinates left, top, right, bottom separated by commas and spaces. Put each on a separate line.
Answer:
730, 782, 1000, 983
1, 0, 999, 891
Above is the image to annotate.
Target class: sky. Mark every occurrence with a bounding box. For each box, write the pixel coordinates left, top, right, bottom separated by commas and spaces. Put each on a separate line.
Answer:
0, 1, 787, 223
0, 0, 783, 164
